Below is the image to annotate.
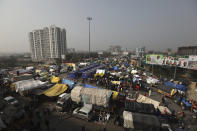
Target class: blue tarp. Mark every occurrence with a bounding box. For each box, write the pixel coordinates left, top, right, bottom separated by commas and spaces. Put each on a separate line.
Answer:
84, 84, 100, 89
164, 81, 187, 92
123, 62, 130, 67
182, 98, 192, 107
82, 64, 105, 79
113, 66, 118, 71
62, 78, 75, 89
69, 72, 76, 79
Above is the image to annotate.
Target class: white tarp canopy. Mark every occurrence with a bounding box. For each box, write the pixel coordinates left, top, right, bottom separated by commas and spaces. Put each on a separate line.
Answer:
14, 79, 48, 93
96, 69, 105, 74
137, 94, 160, 109
71, 86, 112, 107
71, 86, 83, 103
79, 63, 88, 66
131, 70, 138, 74
123, 111, 134, 128
146, 77, 159, 84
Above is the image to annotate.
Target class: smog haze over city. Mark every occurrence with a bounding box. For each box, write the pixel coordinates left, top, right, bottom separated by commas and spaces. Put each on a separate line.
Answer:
0, 0, 197, 53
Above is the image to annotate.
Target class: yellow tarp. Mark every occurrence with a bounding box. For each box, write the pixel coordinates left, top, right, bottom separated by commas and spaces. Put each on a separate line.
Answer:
112, 91, 119, 100
94, 73, 104, 77
43, 84, 68, 97
50, 76, 60, 83
170, 89, 176, 96
111, 81, 120, 85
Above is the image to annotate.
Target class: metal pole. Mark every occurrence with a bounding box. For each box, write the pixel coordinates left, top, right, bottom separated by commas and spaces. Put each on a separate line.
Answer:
174, 65, 177, 79
87, 17, 92, 59
89, 19, 91, 58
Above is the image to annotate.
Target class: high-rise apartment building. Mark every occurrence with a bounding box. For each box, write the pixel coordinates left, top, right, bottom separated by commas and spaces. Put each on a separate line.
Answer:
29, 25, 67, 61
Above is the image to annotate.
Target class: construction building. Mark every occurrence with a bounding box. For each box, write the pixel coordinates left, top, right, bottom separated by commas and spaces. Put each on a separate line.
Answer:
29, 25, 67, 61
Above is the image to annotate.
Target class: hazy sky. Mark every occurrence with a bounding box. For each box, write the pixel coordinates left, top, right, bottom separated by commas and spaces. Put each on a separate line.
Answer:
0, 0, 197, 53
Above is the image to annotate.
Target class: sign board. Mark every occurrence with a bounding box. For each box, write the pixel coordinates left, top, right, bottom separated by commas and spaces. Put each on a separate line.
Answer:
178, 58, 189, 68
146, 54, 163, 65
189, 55, 197, 61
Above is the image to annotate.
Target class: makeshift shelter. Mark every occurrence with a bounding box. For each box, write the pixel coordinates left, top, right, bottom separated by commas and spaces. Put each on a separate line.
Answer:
43, 84, 68, 97
146, 77, 159, 84
111, 81, 121, 85
62, 78, 75, 89
123, 111, 160, 131
112, 91, 119, 100
125, 101, 155, 114
164, 81, 187, 92
69, 71, 76, 79
14, 79, 48, 95
81, 88, 112, 107
137, 94, 160, 109
71, 86, 83, 103
50, 76, 61, 83
71, 86, 112, 107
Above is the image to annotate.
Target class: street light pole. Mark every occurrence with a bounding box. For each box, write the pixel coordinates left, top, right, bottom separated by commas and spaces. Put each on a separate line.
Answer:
87, 17, 92, 58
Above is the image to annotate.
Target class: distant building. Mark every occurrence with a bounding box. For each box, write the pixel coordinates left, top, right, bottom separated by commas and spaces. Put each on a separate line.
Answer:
108, 45, 122, 53
29, 25, 67, 61
136, 47, 145, 57
177, 46, 197, 56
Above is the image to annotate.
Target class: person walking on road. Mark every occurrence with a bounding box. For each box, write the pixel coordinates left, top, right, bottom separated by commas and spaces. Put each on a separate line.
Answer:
149, 88, 152, 97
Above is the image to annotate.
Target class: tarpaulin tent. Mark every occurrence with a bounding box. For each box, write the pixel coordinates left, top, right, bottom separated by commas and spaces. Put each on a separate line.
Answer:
112, 91, 119, 100
164, 81, 187, 92
62, 78, 75, 89
123, 111, 134, 129
125, 101, 155, 114
71, 86, 83, 103
69, 71, 76, 79
146, 77, 159, 84
137, 94, 160, 109
81, 88, 112, 107
84, 84, 100, 89
50, 76, 61, 83
43, 84, 68, 97
123, 111, 160, 131
113, 66, 118, 71
71, 86, 112, 107
111, 81, 120, 85
14, 79, 48, 93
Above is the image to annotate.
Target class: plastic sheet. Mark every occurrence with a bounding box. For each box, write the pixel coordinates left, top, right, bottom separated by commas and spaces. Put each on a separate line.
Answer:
123, 111, 134, 128
14, 79, 48, 93
71, 86, 83, 103
43, 84, 68, 97
137, 94, 160, 108
50, 76, 60, 83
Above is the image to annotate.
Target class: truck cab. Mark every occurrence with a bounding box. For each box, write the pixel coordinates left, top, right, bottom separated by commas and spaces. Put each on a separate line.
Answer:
56, 93, 71, 112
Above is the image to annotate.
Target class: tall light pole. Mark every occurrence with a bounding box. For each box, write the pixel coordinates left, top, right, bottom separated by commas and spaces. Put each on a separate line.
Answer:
87, 17, 92, 58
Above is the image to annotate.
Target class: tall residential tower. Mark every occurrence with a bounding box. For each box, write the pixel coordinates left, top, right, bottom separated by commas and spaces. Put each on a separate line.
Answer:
29, 25, 67, 61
